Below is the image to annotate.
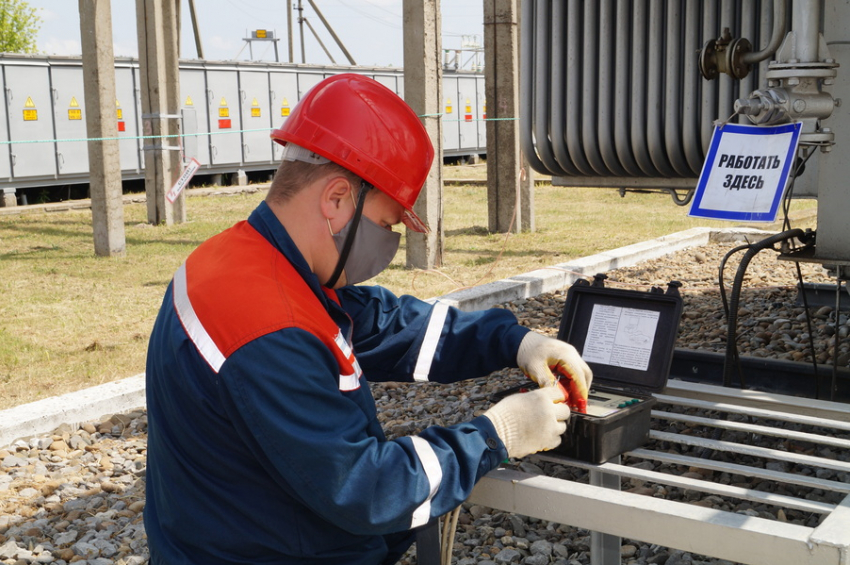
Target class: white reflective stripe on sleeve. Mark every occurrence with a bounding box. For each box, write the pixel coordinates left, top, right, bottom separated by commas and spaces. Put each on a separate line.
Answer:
334, 331, 353, 358
338, 372, 360, 391
412, 301, 449, 382
409, 435, 443, 528
172, 263, 227, 373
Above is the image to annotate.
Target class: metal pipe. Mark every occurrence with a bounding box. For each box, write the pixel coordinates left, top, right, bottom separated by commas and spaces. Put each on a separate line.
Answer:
742, 0, 787, 64
663, 0, 691, 176
681, 0, 704, 173
792, 0, 821, 63
595, 0, 627, 176
581, 0, 609, 175
646, 0, 676, 176
550, 0, 581, 175
613, 0, 642, 177
700, 0, 719, 152
716, 0, 736, 125
566, 0, 595, 175
533, 0, 570, 176
519, 0, 550, 175
629, 0, 657, 176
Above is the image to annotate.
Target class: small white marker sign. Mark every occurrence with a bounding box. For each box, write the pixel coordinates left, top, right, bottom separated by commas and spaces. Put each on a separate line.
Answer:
689, 122, 801, 222
166, 158, 201, 203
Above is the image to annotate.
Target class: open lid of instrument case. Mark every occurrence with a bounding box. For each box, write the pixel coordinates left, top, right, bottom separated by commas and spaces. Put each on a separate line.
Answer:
556, 275, 684, 394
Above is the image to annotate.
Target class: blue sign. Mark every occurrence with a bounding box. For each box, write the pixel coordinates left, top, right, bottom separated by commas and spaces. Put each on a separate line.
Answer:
689, 122, 802, 222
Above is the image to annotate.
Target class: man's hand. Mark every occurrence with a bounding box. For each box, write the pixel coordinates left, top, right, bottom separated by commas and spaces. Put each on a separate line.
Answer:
483, 387, 571, 459
517, 332, 593, 399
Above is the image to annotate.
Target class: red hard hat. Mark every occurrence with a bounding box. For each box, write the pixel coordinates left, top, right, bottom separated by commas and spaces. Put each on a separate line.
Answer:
270, 73, 434, 233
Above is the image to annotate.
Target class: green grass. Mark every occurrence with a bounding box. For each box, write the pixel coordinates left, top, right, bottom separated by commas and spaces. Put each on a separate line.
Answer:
0, 172, 816, 409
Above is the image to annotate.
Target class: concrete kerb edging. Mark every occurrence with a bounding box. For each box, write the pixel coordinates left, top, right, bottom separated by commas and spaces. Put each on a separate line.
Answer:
0, 226, 774, 449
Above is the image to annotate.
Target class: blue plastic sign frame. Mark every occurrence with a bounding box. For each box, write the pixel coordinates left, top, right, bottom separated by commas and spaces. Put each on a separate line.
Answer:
689, 122, 802, 222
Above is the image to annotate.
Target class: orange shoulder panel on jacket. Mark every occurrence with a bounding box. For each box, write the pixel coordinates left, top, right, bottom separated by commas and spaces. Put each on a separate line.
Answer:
184, 221, 338, 358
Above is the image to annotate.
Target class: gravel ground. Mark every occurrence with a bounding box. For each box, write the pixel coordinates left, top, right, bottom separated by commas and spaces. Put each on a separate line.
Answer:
1, 239, 848, 565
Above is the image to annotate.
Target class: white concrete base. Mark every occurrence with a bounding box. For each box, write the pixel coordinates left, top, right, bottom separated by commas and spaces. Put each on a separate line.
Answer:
0, 227, 774, 448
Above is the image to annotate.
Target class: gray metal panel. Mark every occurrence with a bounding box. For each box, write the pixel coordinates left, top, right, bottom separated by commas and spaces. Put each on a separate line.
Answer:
442, 75, 460, 152
238, 69, 273, 164
115, 64, 141, 173
5, 62, 57, 179
457, 75, 479, 149
476, 75, 486, 149
0, 66, 10, 181
206, 67, 242, 165
372, 74, 398, 93
268, 69, 299, 162
50, 63, 88, 175
179, 66, 210, 167
297, 72, 324, 100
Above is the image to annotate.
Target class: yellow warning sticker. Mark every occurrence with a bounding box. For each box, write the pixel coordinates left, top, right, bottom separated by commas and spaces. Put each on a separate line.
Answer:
251, 107, 261, 117
219, 107, 230, 118
24, 97, 35, 108
116, 108, 123, 120
220, 97, 227, 106
68, 109, 82, 120
185, 95, 194, 106
282, 97, 290, 117
445, 98, 453, 114
23, 109, 37, 121
69, 97, 79, 108
251, 97, 259, 106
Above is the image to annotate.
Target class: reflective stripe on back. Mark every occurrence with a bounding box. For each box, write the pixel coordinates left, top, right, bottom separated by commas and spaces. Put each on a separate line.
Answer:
173, 263, 227, 373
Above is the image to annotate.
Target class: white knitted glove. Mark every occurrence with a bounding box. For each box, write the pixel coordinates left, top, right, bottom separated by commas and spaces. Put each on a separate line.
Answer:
517, 331, 593, 398
483, 387, 571, 459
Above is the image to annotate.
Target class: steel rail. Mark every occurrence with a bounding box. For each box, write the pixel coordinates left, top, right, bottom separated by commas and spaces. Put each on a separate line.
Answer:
534, 453, 836, 514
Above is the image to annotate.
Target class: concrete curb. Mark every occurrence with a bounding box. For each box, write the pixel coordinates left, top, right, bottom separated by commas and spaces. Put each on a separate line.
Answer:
0, 226, 775, 448
0, 374, 146, 449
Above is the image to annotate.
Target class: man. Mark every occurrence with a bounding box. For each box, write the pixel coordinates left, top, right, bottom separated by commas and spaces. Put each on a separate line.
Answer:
144, 74, 592, 565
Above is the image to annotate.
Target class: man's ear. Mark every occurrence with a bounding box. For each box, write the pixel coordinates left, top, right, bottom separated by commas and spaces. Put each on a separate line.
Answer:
320, 177, 354, 221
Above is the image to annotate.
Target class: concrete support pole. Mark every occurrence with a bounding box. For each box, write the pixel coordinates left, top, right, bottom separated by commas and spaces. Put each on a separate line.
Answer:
79, 0, 126, 256
403, 0, 444, 269
484, 0, 532, 233
136, 0, 185, 225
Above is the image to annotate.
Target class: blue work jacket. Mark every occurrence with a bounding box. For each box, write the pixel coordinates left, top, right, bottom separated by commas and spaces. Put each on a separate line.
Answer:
144, 201, 528, 564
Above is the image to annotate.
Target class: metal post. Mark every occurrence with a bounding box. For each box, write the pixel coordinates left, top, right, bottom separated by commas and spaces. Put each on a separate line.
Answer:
136, 0, 184, 225
403, 0, 444, 270
484, 0, 531, 233
298, 0, 306, 64
287, 0, 294, 63
79, 0, 126, 256
303, 17, 336, 64
306, 0, 357, 65
187, 0, 204, 59
590, 455, 622, 565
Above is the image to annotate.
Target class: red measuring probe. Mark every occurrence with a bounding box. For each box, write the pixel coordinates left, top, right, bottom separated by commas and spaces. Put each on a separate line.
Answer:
553, 368, 588, 413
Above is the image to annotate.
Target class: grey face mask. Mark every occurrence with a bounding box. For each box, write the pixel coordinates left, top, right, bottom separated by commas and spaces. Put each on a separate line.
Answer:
331, 210, 401, 286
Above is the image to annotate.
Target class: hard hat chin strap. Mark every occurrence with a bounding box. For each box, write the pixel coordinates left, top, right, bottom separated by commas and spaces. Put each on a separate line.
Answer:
325, 181, 372, 288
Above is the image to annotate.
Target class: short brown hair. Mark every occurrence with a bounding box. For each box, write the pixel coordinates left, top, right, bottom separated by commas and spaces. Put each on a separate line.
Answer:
266, 159, 363, 205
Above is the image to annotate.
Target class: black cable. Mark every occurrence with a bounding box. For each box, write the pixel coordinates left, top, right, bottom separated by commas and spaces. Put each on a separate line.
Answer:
718, 243, 752, 385
723, 229, 806, 388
